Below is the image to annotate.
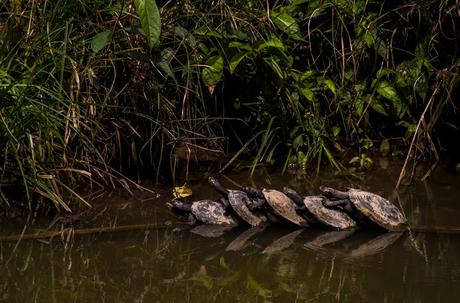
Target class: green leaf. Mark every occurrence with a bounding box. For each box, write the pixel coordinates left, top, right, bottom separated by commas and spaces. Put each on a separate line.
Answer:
228, 41, 253, 51
324, 79, 336, 94
371, 98, 388, 116
376, 81, 399, 102
270, 11, 302, 40
134, 0, 161, 49
263, 57, 284, 79
376, 81, 408, 118
299, 88, 314, 101
255, 38, 285, 52
333, 126, 340, 137
229, 52, 248, 73
202, 55, 224, 86
91, 30, 111, 53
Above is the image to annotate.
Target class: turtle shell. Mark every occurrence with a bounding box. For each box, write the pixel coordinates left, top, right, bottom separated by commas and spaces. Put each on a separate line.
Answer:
347, 188, 407, 231
262, 189, 309, 227
303, 196, 357, 230
228, 190, 267, 226
191, 200, 238, 225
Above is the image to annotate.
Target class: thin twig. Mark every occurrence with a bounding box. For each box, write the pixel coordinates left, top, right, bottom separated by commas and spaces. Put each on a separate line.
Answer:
395, 85, 440, 190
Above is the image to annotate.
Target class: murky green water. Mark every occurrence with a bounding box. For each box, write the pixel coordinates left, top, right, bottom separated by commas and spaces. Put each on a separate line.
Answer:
1, 163, 460, 302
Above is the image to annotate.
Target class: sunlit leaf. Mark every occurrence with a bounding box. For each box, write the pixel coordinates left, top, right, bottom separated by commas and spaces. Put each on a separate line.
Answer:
229, 52, 248, 73
91, 30, 111, 53
255, 38, 285, 52
299, 88, 314, 101
270, 11, 302, 40
324, 79, 336, 94
134, 0, 161, 49
173, 184, 192, 198
228, 41, 253, 51
202, 55, 224, 86
333, 126, 340, 137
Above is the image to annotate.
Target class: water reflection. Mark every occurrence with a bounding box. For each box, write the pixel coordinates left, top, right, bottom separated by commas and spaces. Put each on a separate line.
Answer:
1, 227, 460, 303
1, 163, 460, 302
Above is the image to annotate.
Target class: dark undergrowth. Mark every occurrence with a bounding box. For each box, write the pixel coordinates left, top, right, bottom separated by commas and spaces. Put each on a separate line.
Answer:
0, 0, 459, 211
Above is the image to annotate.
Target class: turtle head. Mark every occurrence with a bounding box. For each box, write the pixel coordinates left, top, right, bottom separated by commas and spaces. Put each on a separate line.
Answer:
319, 186, 349, 199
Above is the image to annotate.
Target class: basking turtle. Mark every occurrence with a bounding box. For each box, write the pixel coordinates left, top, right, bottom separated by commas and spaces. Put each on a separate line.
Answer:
319, 186, 407, 231
208, 177, 267, 227
262, 189, 309, 227
283, 187, 357, 230
166, 199, 238, 225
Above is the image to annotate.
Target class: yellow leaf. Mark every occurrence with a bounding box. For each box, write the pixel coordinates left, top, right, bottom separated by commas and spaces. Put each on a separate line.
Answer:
173, 184, 193, 198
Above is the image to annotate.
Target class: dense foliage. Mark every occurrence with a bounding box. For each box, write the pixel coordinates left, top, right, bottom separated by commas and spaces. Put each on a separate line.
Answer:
0, 0, 458, 210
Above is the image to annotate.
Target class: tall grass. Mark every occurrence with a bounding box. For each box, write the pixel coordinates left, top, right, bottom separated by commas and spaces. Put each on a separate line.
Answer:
0, 0, 458, 210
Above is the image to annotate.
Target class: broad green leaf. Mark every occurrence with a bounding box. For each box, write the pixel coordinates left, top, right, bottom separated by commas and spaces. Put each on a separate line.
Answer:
91, 30, 111, 53
376, 81, 408, 118
270, 11, 302, 40
376, 81, 400, 102
134, 0, 161, 49
363, 30, 375, 47
202, 55, 224, 86
255, 38, 285, 52
324, 79, 336, 94
333, 126, 340, 137
229, 52, 248, 73
371, 98, 388, 116
293, 134, 304, 147
157, 48, 176, 82
228, 41, 252, 51
299, 88, 314, 101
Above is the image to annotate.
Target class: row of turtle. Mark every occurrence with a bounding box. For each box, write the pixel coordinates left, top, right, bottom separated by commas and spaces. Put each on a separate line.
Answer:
166, 177, 407, 232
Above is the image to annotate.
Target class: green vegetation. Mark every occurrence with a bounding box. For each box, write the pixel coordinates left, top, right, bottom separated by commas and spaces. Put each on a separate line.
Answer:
0, 0, 458, 210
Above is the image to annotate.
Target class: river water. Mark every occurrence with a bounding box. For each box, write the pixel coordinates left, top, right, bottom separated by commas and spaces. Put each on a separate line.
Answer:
1, 162, 460, 302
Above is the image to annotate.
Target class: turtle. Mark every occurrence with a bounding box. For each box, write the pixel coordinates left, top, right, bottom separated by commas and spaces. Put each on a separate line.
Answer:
208, 177, 267, 227
261, 189, 309, 227
282, 187, 357, 230
319, 186, 407, 231
166, 199, 239, 225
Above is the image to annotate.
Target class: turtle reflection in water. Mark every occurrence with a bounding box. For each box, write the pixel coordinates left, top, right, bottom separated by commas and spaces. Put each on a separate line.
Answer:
282, 187, 356, 230
166, 199, 239, 226
304, 230, 403, 257
320, 186, 407, 231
